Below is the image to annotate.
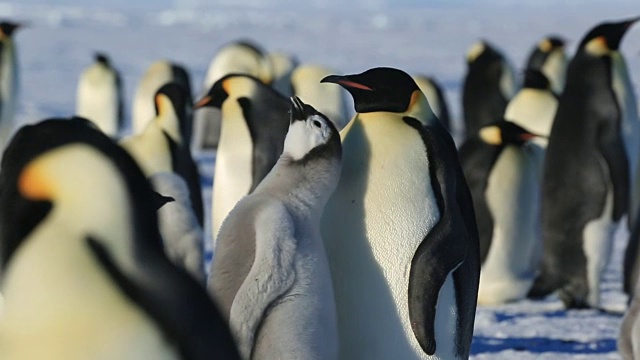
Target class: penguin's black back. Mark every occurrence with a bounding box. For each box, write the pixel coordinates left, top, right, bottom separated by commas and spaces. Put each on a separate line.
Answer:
462, 43, 511, 137
233, 77, 291, 192
530, 47, 629, 307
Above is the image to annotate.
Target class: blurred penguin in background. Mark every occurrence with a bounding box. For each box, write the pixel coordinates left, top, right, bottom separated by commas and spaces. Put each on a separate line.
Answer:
266, 51, 298, 97
462, 40, 517, 138
75, 52, 124, 137
132, 60, 193, 137
193, 40, 273, 151
529, 18, 638, 309
0, 117, 239, 359
0, 21, 22, 154
291, 64, 350, 130
413, 74, 452, 133
459, 121, 543, 305
525, 36, 567, 95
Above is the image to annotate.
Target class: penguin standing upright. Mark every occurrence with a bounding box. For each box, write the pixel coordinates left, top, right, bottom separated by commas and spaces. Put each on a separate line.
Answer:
194, 74, 291, 243
459, 121, 543, 305
290, 64, 350, 130
193, 40, 273, 151
75, 53, 124, 137
0, 117, 240, 359
320, 67, 479, 359
209, 97, 341, 360
0, 21, 22, 153
525, 36, 567, 95
529, 18, 638, 309
121, 83, 203, 227
132, 60, 193, 136
462, 40, 516, 137
413, 75, 452, 133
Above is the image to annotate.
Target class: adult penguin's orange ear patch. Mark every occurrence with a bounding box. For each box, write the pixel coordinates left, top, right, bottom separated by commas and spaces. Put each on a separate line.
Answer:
18, 161, 51, 200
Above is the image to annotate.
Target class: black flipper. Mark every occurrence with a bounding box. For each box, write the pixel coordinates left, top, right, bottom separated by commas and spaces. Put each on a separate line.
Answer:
597, 119, 629, 221
86, 236, 240, 360
405, 117, 480, 357
457, 137, 502, 263
163, 131, 204, 226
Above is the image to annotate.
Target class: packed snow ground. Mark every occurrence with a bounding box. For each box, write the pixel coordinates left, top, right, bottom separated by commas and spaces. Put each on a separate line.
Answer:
3, 1, 640, 358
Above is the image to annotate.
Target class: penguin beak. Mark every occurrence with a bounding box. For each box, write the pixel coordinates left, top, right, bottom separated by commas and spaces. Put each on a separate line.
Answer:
289, 96, 306, 124
321, 75, 373, 91
193, 95, 213, 109
518, 132, 543, 141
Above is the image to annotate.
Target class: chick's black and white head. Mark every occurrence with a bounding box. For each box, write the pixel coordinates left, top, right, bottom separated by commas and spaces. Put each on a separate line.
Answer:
321, 67, 420, 114
580, 17, 639, 55
283, 96, 341, 163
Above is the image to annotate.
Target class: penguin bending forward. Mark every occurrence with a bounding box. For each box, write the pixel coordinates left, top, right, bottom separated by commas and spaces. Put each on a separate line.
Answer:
459, 121, 543, 305
529, 18, 638, 309
208, 97, 340, 360
0, 117, 239, 359
320, 67, 480, 359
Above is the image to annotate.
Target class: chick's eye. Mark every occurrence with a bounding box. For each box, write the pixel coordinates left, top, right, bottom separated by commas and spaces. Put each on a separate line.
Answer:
313, 120, 322, 128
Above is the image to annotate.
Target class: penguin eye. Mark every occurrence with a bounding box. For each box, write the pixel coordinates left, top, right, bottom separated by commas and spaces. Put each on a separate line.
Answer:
313, 120, 322, 128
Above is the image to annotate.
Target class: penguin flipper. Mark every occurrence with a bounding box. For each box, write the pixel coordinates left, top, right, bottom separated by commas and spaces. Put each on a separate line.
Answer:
405, 117, 477, 356
228, 202, 297, 359
85, 236, 241, 360
597, 120, 629, 221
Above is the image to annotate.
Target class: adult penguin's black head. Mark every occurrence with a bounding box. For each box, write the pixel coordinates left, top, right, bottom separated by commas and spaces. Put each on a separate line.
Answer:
154, 82, 190, 141
0, 21, 22, 37
579, 17, 639, 53
321, 67, 420, 114
94, 52, 110, 66
522, 69, 551, 91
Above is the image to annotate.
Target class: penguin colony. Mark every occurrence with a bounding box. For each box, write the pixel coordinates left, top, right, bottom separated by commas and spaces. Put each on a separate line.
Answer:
0, 13, 639, 360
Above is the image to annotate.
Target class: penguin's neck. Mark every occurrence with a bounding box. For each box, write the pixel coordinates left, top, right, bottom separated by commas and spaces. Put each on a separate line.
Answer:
405, 91, 436, 125
255, 156, 338, 219
155, 108, 182, 145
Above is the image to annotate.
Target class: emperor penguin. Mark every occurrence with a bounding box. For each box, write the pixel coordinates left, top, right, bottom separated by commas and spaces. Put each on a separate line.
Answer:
462, 40, 517, 137
290, 64, 350, 129
0, 21, 22, 153
528, 18, 638, 309
194, 74, 290, 243
0, 117, 240, 359
132, 60, 193, 136
525, 36, 567, 95
320, 67, 480, 359
75, 52, 124, 137
459, 121, 543, 305
121, 83, 204, 226
193, 40, 272, 151
208, 97, 340, 360
412, 74, 452, 133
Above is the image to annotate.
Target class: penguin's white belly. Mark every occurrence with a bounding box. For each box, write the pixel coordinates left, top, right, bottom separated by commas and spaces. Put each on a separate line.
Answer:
323, 116, 443, 359
212, 112, 253, 243
120, 125, 173, 177
582, 190, 618, 308
479, 146, 542, 305
0, 227, 178, 360
76, 68, 119, 136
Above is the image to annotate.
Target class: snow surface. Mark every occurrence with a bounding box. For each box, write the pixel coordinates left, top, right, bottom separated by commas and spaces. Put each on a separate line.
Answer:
3, 1, 640, 358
